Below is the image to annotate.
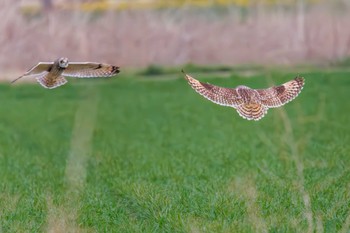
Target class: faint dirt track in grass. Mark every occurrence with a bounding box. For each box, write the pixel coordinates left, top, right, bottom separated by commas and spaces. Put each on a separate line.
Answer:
267, 74, 314, 233
340, 210, 350, 233
281, 109, 313, 233
229, 176, 268, 233
46, 195, 69, 233
46, 86, 99, 232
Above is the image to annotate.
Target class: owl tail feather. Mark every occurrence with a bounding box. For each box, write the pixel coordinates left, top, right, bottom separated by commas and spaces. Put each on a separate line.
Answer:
36, 75, 67, 89
236, 103, 268, 121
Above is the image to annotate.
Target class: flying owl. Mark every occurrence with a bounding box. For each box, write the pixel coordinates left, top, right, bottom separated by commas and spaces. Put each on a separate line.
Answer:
183, 71, 305, 121
11, 57, 120, 89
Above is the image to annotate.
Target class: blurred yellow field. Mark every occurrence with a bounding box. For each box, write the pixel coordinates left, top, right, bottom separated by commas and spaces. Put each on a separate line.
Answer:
20, 0, 324, 12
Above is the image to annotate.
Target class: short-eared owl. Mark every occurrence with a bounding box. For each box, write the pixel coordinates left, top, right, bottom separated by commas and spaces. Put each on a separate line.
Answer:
12, 57, 120, 89
183, 71, 305, 121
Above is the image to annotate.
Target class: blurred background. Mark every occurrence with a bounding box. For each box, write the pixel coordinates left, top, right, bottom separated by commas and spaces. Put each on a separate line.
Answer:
1, 0, 350, 75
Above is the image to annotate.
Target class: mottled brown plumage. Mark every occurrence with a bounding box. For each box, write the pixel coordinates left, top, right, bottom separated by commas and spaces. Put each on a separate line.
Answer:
183, 71, 304, 121
12, 57, 120, 89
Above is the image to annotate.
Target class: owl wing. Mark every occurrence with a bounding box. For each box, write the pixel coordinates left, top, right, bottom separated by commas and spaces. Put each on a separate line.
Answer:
183, 71, 243, 108
11, 62, 53, 83
62, 62, 120, 78
256, 77, 305, 108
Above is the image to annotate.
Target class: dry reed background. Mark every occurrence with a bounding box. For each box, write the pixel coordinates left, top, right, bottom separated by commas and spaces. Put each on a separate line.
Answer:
1, 0, 350, 74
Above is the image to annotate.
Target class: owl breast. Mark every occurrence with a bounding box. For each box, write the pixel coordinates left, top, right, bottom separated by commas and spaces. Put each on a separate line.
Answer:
50, 60, 66, 76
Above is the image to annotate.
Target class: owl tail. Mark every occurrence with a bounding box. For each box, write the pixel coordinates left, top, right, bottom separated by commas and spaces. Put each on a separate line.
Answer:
236, 103, 268, 121
36, 75, 67, 89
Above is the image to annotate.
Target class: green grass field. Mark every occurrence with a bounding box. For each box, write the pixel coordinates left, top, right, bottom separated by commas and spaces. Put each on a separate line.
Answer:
0, 69, 349, 232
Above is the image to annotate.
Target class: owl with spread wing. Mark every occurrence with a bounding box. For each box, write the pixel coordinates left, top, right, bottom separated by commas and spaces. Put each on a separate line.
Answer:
183, 71, 305, 121
12, 57, 120, 89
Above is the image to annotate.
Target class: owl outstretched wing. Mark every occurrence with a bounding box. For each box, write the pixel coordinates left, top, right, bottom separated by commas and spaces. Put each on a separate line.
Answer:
256, 77, 305, 108
11, 62, 52, 83
62, 62, 120, 78
183, 71, 243, 107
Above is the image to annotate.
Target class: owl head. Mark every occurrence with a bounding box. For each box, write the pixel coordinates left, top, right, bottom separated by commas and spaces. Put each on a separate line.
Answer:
57, 57, 69, 68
